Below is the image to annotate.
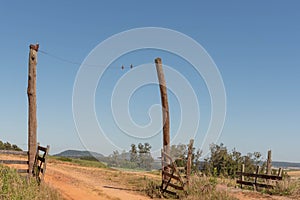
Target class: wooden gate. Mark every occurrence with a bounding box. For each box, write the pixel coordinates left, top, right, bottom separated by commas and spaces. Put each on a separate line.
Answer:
161, 150, 186, 197
32, 144, 50, 183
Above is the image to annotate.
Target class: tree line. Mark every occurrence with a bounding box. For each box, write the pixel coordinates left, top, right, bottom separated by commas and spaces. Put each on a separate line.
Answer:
0, 140, 22, 151
98, 141, 267, 177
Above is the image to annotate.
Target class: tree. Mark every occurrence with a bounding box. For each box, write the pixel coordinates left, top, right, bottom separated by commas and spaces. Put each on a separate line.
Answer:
170, 144, 187, 167
202, 143, 263, 178
130, 144, 138, 163
137, 143, 154, 170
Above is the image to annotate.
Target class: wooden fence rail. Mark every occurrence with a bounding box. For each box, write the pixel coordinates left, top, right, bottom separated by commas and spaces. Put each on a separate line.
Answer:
236, 164, 282, 190
0, 150, 29, 173
0, 143, 49, 181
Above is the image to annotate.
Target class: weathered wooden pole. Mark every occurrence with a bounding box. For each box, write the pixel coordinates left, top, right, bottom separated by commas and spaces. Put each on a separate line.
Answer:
186, 139, 194, 187
27, 43, 39, 174
155, 58, 170, 159
266, 150, 272, 175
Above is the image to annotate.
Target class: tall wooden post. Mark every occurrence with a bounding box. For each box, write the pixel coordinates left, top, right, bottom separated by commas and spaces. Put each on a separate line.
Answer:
27, 44, 39, 174
266, 150, 272, 175
155, 58, 170, 159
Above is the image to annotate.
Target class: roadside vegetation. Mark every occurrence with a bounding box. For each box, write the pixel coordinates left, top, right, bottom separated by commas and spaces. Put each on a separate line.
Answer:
0, 165, 62, 200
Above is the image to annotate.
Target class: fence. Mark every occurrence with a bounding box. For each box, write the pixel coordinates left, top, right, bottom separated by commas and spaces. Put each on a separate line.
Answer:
0, 143, 49, 183
0, 150, 29, 173
236, 164, 283, 190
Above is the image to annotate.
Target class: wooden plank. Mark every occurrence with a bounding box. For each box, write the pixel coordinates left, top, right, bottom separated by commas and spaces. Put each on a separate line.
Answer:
236, 180, 274, 189
0, 150, 28, 155
17, 169, 29, 173
0, 160, 28, 165
37, 166, 44, 174
162, 180, 184, 190
38, 146, 48, 152
163, 189, 178, 196
162, 171, 181, 181
236, 172, 282, 180
37, 156, 45, 162
237, 180, 255, 186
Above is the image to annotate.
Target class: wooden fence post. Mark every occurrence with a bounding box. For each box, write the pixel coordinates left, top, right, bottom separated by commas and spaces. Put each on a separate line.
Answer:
240, 164, 245, 189
28, 44, 39, 174
278, 168, 282, 177
266, 150, 272, 175
254, 165, 259, 191
155, 58, 170, 160
186, 139, 194, 187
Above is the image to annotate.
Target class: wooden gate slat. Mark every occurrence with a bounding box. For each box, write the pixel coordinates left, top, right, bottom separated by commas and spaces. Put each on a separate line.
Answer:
0, 150, 28, 155
0, 160, 28, 165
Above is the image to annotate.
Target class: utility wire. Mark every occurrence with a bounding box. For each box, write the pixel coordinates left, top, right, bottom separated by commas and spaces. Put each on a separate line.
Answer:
39, 49, 134, 70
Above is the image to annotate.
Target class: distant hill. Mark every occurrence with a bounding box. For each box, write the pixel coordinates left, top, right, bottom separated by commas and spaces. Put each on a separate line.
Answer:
272, 161, 300, 169
54, 150, 104, 160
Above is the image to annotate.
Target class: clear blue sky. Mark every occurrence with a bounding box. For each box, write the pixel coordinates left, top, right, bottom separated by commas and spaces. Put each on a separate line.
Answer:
0, 1, 299, 162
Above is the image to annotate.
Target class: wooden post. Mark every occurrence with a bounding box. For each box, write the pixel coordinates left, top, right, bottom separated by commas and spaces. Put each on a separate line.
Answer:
266, 150, 272, 175
27, 43, 39, 174
240, 164, 245, 189
254, 165, 259, 191
186, 139, 194, 187
155, 58, 170, 159
278, 168, 282, 177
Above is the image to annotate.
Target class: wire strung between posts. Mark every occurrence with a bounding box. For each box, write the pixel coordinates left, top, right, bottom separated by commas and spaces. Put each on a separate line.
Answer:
39, 49, 134, 70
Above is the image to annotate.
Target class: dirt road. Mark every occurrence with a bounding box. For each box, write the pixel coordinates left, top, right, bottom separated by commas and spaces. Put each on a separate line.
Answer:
45, 161, 151, 200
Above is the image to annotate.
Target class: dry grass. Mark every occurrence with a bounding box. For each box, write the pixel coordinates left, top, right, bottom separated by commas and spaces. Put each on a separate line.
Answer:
144, 175, 238, 200
184, 176, 238, 200
0, 165, 62, 200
